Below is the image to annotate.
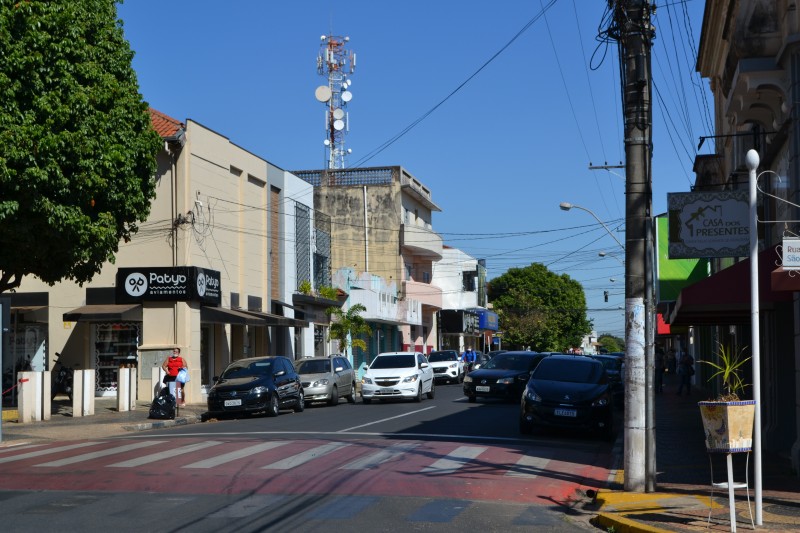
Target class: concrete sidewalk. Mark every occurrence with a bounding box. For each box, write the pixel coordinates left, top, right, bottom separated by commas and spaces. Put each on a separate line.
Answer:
2, 385, 798, 532
591, 375, 800, 532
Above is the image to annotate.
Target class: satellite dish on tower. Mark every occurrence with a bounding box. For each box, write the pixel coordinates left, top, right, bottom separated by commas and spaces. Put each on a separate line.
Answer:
333, 108, 344, 120
315, 86, 332, 102
333, 119, 345, 131
341, 90, 353, 102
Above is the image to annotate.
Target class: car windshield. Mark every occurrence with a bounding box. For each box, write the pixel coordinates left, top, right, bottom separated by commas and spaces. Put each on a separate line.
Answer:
221, 360, 273, 379
533, 359, 604, 384
296, 359, 331, 374
428, 351, 457, 362
369, 354, 416, 369
484, 353, 534, 371
593, 357, 621, 372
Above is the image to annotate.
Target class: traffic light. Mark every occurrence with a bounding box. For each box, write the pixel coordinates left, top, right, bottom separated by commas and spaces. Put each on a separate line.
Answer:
604, 290, 609, 302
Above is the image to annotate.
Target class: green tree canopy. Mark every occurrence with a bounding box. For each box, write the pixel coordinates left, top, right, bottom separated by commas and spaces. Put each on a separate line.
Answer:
0, 0, 161, 293
488, 263, 592, 351
598, 334, 624, 353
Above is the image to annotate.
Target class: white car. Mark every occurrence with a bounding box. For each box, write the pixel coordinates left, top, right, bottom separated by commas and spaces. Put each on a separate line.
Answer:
360, 351, 435, 404
427, 349, 465, 383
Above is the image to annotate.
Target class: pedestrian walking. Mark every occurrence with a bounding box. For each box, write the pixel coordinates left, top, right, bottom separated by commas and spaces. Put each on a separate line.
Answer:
654, 349, 665, 393
162, 347, 188, 407
676, 352, 694, 396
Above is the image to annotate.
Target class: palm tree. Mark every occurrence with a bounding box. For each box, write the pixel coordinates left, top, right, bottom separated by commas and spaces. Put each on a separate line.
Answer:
326, 303, 371, 354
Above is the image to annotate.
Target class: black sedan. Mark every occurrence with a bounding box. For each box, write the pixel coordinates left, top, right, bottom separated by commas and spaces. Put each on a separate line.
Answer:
463, 351, 547, 402
519, 355, 614, 439
207, 356, 305, 417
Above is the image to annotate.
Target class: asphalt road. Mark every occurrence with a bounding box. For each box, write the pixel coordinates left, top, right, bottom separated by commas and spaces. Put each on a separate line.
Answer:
0, 383, 614, 532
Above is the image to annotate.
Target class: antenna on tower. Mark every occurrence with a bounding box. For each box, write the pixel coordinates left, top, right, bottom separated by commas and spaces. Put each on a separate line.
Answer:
315, 33, 355, 169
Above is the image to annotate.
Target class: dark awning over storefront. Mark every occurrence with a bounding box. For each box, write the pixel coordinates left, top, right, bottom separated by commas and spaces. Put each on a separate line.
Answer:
63, 304, 143, 322
670, 245, 792, 326
244, 309, 309, 328
200, 306, 264, 326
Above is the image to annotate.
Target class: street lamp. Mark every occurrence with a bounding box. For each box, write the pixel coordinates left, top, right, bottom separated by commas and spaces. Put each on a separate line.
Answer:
559, 202, 625, 251
599, 251, 625, 266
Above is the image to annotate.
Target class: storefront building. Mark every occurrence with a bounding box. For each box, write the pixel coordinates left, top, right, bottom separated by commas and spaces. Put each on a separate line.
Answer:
4, 110, 323, 402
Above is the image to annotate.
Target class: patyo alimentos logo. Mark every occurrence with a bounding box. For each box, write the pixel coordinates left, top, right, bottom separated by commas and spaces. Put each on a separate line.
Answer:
124, 272, 148, 297
146, 271, 188, 296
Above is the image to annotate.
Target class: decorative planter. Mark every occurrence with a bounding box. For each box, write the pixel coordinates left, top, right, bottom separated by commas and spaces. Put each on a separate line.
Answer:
698, 400, 756, 453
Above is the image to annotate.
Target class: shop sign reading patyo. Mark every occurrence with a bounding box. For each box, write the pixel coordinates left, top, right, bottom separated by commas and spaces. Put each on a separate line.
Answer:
116, 267, 221, 305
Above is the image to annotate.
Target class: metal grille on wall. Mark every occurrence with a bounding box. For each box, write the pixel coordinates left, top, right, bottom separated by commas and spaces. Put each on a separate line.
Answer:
295, 203, 311, 287
314, 211, 332, 288
293, 167, 395, 187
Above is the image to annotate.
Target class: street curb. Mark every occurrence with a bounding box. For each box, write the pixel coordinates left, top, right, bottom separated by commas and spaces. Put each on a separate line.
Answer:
591, 512, 674, 533
122, 414, 203, 432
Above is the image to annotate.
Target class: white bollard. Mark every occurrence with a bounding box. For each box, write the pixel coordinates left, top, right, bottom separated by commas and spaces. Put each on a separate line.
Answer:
117, 367, 130, 412
82, 369, 95, 416
17, 371, 42, 423
130, 368, 137, 411
72, 369, 83, 417
42, 370, 51, 421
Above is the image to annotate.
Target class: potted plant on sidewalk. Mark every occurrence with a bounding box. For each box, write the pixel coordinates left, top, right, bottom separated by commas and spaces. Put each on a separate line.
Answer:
697, 342, 755, 453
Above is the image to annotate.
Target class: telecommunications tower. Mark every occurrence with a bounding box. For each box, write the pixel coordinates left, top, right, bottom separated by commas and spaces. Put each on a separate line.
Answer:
315, 34, 355, 169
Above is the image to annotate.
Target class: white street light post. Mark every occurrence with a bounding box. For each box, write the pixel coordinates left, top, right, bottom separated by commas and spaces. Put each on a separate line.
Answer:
559, 202, 625, 251
599, 251, 625, 266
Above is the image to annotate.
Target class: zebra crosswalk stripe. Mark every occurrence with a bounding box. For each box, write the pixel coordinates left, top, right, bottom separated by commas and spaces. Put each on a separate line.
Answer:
420, 445, 487, 474
0, 441, 104, 465
109, 441, 224, 468
34, 441, 161, 467
183, 441, 292, 469
340, 442, 418, 470
262, 442, 350, 469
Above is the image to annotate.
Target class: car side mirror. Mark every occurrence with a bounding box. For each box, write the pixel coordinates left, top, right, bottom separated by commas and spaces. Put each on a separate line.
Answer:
420, 362, 429, 369
274, 370, 286, 377
334, 366, 343, 372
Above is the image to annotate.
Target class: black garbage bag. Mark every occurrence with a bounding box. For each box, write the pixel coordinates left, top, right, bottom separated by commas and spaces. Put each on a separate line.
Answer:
148, 388, 176, 420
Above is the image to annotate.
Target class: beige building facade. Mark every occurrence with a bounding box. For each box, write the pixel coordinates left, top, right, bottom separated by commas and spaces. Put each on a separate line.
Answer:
4, 110, 321, 403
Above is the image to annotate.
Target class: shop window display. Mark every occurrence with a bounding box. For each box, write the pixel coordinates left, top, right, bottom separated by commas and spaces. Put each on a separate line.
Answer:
94, 323, 140, 396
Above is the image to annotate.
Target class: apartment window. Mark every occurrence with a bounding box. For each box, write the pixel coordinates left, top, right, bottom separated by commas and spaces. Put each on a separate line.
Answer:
405, 263, 413, 281
462, 271, 477, 292
422, 271, 430, 283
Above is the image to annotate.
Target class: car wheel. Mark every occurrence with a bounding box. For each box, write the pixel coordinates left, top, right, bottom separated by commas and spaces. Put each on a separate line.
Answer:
362, 396, 372, 404
427, 380, 435, 399
467, 395, 476, 403
346, 382, 357, 403
414, 383, 422, 402
294, 389, 305, 412
600, 419, 614, 441
458, 372, 464, 383
266, 393, 280, 417
328, 386, 339, 407
519, 416, 534, 435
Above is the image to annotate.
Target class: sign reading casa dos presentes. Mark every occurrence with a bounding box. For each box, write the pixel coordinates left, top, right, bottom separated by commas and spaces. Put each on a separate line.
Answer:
667, 191, 749, 259
116, 267, 221, 305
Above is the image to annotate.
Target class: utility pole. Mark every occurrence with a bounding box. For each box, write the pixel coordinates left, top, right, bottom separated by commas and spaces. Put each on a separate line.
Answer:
608, 0, 655, 492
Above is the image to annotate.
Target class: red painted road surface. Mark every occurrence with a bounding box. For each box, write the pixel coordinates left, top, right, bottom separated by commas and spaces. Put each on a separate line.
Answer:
0, 438, 612, 503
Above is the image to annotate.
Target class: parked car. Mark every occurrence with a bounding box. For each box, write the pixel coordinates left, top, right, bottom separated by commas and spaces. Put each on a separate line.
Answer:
428, 350, 464, 383
590, 354, 625, 408
296, 355, 357, 406
207, 356, 304, 417
463, 351, 547, 403
519, 354, 614, 439
360, 351, 435, 404
486, 350, 507, 359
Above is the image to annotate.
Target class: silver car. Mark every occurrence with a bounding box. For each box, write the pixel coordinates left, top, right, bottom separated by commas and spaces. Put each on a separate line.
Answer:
296, 356, 357, 406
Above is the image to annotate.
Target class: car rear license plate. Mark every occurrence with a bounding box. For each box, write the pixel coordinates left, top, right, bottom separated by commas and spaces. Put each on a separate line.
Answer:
554, 408, 577, 417
224, 399, 242, 407
475, 386, 490, 392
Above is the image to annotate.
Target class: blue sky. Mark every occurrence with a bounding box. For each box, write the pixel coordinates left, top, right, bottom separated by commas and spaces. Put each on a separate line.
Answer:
117, 0, 711, 338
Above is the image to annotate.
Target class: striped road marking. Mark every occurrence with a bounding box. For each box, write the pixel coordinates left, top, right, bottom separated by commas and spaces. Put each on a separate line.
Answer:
262, 442, 350, 469
0, 442, 104, 464
505, 452, 553, 478
183, 441, 292, 469
109, 441, 224, 468
340, 442, 418, 470
420, 445, 487, 474
34, 441, 161, 467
